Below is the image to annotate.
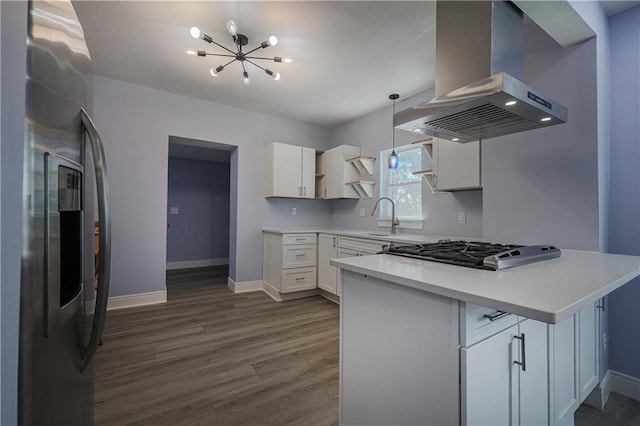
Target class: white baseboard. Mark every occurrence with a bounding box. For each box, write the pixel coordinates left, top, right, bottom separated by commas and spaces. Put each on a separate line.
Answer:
86, 290, 167, 313
583, 373, 610, 410
107, 290, 167, 311
166, 258, 228, 270
227, 277, 263, 293
319, 289, 340, 305
608, 369, 640, 401
262, 282, 320, 302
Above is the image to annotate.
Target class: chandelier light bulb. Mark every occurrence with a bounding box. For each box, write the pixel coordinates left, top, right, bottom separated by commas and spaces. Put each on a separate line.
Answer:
191, 20, 288, 83
284, 57, 293, 63
226, 20, 237, 36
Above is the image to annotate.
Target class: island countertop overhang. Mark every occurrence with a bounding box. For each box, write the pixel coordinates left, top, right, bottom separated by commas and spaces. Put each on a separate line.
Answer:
330, 249, 640, 324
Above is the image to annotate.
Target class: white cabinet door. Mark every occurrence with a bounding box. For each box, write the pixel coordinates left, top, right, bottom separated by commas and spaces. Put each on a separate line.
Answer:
519, 319, 549, 426
461, 324, 519, 425
462, 319, 548, 426
267, 142, 302, 197
325, 148, 346, 199
266, 143, 316, 198
550, 314, 579, 426
435, 138, 481, 191
578, 302, 599, 403
324, 145, 360, 199
318, 234, 338, 294
301, 147, 316, 199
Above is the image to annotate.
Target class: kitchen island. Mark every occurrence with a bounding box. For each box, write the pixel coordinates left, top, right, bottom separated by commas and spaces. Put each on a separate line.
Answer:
330, 251, 640, 425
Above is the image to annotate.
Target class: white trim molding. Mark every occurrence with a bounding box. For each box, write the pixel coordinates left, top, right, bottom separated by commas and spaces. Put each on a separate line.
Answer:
586, 370, 640, 409
608, 370, 640, 401
166, 258, 228, 270
84, 290, 167, 313
106, 290, 167, 311
227, 277, 263, 293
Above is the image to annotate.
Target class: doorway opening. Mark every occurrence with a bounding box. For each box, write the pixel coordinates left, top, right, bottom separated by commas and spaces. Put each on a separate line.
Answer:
165, 136, 237, 288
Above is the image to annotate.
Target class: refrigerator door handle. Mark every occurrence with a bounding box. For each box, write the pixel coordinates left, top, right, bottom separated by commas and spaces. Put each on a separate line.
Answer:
80, 108, 111, 371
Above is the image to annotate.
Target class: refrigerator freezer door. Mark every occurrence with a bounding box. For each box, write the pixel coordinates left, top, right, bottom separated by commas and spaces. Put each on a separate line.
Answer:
20, 1, 95, 425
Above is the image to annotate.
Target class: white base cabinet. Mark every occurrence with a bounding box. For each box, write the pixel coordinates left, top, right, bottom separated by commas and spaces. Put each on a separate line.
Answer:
317, 233, 338, 294
340, 270, 600, 426
263, 233, 317, 294
462, 318, 548, 426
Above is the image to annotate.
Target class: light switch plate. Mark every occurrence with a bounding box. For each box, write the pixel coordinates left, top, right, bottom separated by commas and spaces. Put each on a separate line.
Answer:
457, 211, 466, 224
360, 208, 366, 217
292, 207, 297, 216
170, 207, 179, 215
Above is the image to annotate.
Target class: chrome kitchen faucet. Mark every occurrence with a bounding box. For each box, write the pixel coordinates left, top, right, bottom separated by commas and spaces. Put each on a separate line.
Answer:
371, 197, 399, 234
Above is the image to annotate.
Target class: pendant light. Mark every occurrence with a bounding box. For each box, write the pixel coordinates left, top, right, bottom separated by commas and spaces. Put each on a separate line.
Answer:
388, 94, 400, 169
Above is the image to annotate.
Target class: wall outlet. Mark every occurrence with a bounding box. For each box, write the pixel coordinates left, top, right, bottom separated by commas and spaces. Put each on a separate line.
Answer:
457, 211, 466, 224
603, 333, 608, 354
360, 208, 366, 217
291, 207, 297, 216
169, 207, 179, 215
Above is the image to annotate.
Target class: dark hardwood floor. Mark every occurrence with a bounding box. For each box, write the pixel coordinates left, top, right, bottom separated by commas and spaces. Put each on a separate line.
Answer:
95, 266, 339, 425
95, 266, 640, 425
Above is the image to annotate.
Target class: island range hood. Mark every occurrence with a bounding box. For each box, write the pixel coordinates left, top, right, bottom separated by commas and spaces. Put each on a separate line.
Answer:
395, 1, 568, 143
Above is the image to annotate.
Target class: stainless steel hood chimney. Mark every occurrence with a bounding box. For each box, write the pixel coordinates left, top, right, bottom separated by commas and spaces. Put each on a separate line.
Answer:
395, 1, 567, 143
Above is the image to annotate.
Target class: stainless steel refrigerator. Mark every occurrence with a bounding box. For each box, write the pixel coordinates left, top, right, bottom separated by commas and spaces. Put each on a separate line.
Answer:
19, 1, 111, 424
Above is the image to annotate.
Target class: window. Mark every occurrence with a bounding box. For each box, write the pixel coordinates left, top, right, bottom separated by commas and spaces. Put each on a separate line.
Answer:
379, 144, 423, 220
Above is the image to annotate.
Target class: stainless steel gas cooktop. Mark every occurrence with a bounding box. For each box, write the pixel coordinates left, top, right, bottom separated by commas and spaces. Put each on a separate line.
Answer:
379, 240, 561, 271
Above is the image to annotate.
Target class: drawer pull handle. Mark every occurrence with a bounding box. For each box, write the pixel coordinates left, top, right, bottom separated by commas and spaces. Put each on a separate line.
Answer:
295, 238, 305, 241
514, 333, 526, 371
295, 277, 305, 281
483, 311, 510, 321
296, 254, 306, 258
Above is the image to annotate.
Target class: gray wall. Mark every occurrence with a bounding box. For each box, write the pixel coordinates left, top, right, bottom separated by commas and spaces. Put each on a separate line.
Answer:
166, 157, 230, 263
329, 90, 483, 238
90, 76, 332, 297
482, 19, 600, 249
1, 2, 27, 424
607, 5, 640, 380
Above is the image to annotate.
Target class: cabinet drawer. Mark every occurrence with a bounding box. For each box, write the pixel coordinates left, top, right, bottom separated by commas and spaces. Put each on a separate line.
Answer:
283, 244, 317, 268
338, 236, 388, 253
460, 302, 519, 346
282, 267, 317, 293
283, 233, 317, 245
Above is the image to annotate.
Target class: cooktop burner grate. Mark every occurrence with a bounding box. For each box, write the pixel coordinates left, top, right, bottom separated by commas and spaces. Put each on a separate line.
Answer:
378, 240, 560, 271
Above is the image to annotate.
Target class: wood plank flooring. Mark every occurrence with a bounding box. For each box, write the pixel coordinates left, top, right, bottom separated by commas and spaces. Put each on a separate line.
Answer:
94, 266, 339, 426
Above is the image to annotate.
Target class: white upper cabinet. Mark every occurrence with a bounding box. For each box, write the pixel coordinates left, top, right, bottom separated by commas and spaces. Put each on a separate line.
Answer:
324, 145, 361, 199
436, 138, 481, 191
412, 137, 481, 192
265, 142, 316, 199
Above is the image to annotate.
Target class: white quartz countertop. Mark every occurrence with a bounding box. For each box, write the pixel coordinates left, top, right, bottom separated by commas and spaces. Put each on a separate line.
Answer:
262, 227, 448, 244
330, 250, 640, 324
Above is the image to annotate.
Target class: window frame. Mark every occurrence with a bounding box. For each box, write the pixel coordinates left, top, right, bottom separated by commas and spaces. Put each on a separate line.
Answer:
378, 144, 424, 221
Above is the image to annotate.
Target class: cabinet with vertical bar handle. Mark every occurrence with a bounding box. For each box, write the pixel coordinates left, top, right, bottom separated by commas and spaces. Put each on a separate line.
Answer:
461, 318, 548, 425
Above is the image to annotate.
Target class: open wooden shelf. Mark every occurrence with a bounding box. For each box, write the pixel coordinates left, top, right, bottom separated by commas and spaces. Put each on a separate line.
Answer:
346, 156, 376, 176
346, 180, 375, 198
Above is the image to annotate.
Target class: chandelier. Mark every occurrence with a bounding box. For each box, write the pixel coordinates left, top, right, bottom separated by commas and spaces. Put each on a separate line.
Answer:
188, 20, 291, 84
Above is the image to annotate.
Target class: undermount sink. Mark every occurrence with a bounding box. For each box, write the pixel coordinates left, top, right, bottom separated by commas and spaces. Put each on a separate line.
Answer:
365, 232, 392, 237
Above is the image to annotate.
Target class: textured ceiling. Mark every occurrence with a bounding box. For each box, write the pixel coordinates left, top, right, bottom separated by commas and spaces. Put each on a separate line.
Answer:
73, 1, 638, 130
73, 1, 436, 129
